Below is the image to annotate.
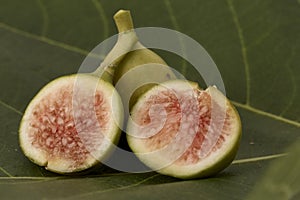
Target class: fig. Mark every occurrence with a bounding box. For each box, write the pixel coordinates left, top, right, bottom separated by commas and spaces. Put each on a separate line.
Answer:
112, 15, 177, 110
126, 80, 242, 179
19, 10, 137, 173
19, 75, 123, 173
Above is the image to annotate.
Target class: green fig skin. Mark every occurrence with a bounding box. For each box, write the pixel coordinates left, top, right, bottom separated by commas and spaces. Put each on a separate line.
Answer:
113, 43, 177, 110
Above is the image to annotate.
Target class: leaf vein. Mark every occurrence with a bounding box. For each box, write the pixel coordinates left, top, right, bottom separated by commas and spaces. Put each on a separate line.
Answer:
0, 167, 13, 177
233, 153, 288, 164
0, 177, 62, 180
0, 22, 90, 56
0, 100, 23, 116
279, 45, 297, 117
65, 174, 159, 199
91, 0, 109, 39
232, 101, 300, 127
36, 0, 49, 36
226, 0, 251, 105
163, 0, 188, 76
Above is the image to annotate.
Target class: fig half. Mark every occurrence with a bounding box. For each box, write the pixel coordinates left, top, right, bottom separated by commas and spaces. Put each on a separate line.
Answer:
19, 74, 123, 173
126, 80, 242, 179
19, 10, 137, 173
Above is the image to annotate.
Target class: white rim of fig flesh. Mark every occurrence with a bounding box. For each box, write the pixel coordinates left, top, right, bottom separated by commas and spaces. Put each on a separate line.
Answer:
19, 74, 123, 173
127, 80, 241, 178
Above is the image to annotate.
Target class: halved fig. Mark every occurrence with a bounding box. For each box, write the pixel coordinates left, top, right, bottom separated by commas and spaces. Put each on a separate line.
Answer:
19, 10, 138, 173
126, 80, 241, 179
19, 74, 123, 173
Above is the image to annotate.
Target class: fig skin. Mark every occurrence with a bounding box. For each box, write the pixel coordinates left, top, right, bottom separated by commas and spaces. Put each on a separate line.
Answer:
114, 44, 177, 109
126, 80, 242, 179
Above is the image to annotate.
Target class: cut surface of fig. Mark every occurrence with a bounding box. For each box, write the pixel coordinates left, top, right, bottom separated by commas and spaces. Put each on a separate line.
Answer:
19, 74, 123, 173
126, 80, 241, 179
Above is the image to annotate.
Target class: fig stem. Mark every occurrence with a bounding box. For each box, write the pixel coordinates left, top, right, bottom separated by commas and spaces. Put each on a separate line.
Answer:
93, 10, 138, 83
113, 10, 134, 33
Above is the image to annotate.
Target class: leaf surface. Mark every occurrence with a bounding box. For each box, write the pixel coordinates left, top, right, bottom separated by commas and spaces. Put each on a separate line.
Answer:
0, 0, 299, 199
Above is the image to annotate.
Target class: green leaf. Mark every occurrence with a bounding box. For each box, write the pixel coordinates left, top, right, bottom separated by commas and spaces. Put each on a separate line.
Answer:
0, 0, 299, 199
246, 139, 300, 200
